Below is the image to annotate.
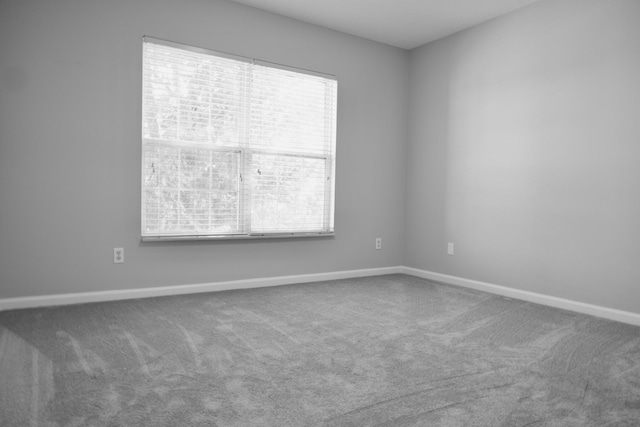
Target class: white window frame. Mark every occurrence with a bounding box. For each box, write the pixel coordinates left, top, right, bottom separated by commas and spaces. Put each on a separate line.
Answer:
141, 37, 337, 241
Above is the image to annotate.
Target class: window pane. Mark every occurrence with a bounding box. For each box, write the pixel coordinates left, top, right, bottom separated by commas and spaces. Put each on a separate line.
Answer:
142, 141, 240, 235
250, 153, 327, 233
143, 43, 248, 147
251, 65, 336, 156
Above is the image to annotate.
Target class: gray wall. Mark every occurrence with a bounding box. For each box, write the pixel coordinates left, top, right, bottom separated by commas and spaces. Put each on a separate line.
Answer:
0, 0, 409, 298
405, 0, 640, 313
2, 0, 639, 316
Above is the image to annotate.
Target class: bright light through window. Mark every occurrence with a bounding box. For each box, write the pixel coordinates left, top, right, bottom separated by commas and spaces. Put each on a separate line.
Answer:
141, 37, 337, 240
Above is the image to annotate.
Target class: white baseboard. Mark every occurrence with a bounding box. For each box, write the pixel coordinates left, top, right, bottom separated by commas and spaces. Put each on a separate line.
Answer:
2, 265, 639, 327
0, 266, 402, 312
401, 266, 640, 327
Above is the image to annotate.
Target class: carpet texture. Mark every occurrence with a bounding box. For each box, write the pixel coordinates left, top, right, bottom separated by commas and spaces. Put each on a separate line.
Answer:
0, 274, 639, 426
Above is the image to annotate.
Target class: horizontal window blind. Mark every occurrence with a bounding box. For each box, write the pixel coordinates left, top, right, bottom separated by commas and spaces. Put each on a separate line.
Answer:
142, 37, 337, 239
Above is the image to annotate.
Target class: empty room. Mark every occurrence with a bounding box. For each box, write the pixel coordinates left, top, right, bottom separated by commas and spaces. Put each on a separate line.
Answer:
1, 0, 639, 425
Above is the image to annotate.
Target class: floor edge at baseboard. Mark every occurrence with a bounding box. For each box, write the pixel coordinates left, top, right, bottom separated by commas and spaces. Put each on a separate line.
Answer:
2, 266, 640, 327
0, 266, 403, 312
401, 266, 640, 327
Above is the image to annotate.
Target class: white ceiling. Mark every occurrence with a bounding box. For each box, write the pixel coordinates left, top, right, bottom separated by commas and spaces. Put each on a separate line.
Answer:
228, 0, 543, 49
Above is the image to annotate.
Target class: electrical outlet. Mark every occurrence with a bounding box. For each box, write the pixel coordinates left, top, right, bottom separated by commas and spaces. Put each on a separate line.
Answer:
447, 242, 454, 255
376, 238, 382, 250
113, 247, 125, 264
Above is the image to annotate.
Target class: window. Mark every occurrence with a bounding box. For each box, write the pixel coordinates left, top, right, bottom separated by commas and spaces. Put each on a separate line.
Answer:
141, 37, 337, 240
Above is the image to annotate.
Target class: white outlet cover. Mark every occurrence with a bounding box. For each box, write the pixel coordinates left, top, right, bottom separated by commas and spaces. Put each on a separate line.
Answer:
114, 247, 125, 263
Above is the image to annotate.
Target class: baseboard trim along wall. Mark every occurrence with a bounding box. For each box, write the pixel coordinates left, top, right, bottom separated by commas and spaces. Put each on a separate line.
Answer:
1, 266, 639, 327
401, 267, 640, 327
0, 266, 403, 312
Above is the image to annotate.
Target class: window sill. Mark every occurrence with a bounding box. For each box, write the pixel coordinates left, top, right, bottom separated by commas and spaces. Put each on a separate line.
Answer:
141, 232, 335, 242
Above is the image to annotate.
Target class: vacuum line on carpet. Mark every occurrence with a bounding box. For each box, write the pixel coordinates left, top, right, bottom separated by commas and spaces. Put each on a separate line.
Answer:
176, 325, 202, 369
240, 309, 300, 344
217, 324, 260, 359
30, 349, 39, 427
123, 331, 151, 377
60, 332, 94, 377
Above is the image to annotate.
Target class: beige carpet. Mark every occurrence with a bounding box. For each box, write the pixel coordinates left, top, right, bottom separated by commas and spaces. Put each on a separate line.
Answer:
1, 274, 639, 426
